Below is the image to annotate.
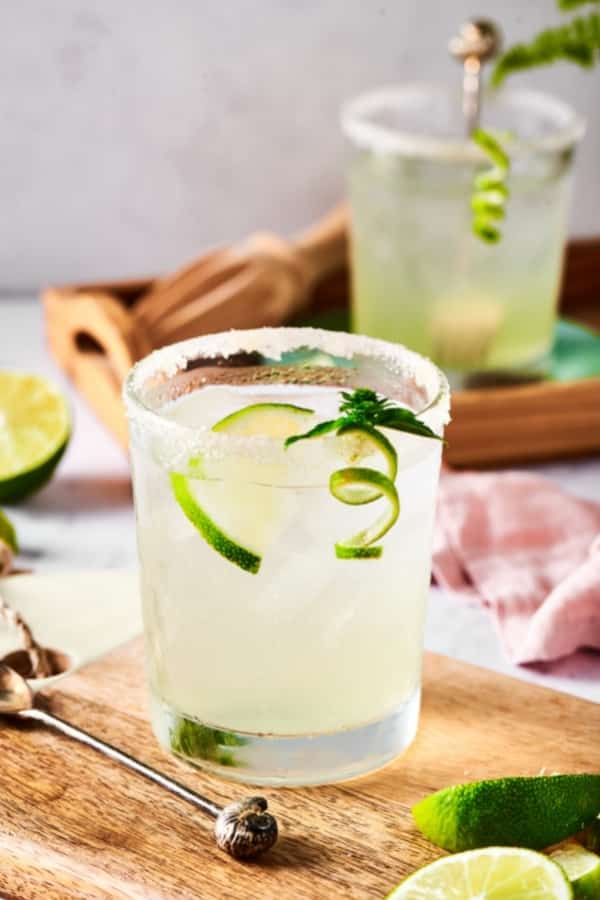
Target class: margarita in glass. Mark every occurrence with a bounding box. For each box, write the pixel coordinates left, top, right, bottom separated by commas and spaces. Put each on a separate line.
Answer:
125, 328, 449, 785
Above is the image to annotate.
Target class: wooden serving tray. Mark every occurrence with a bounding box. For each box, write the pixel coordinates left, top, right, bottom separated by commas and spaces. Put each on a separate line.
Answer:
43, 237, 600, 467
0, 638, 598, 898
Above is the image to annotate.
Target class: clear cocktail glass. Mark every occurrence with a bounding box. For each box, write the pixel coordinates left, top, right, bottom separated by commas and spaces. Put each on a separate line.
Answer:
124, 327, 449, 786
342, 84, 585, 382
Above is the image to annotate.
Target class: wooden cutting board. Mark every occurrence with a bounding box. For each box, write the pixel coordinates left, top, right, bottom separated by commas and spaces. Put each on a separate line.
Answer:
1, 639, 598, 900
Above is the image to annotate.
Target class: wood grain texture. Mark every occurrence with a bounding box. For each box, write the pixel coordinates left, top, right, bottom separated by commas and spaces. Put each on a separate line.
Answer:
1, 639, 598, 899
446, 376, 600, 466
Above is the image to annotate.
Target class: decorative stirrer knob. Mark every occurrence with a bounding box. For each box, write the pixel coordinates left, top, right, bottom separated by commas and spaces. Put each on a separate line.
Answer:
214, 796, 279, 860
449, 19, 502, 134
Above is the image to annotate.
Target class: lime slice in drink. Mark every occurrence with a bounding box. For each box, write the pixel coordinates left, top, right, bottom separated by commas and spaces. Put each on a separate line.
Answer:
550, 843, 600, 899
330, 466, 399, 559
413, 775, 600, 853
171, 402, 315, 574
0, 372, 70, 503
386, 847, 572, 899
212, 402, 314, 436
170, 473, 262, 574
0, 509, 17, 552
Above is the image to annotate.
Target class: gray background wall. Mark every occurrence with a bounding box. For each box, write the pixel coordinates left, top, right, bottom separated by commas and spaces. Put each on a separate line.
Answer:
1, 1, 598, 291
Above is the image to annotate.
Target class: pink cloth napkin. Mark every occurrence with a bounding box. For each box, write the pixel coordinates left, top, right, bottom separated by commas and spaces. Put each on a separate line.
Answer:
433, 470, 600, 665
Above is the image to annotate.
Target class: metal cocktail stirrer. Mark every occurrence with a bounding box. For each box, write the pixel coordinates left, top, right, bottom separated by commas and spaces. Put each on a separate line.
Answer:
449, 19, 502, 135
0, 663, 278, 859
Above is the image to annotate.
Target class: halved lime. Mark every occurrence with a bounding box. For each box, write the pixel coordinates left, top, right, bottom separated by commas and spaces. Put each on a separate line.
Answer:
0, 372, 70, 503
0, 509, 17, 552
170, 402, 314, 573
386, 847, 572, 899
413, 774, 600, 853
330, 466, 399, 559
550, 843, 600, 899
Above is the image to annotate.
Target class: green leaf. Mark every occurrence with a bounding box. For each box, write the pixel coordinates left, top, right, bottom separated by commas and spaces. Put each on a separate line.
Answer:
339, 388, 392, 423
491, 12, 600, 86
284, 418, 343, 448
285, 390, 441, 448
376, 408, 442, 441
560, 0, 600, 9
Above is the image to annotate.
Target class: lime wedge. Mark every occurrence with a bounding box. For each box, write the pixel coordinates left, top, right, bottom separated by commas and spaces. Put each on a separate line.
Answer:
170, 402, 314, 573
413, 775, 600, 853
0, 372, 70, 503
0, 509, 17, 552
386, 847, 572, 899
330, 467, 399, 559
550, 843, 600, 899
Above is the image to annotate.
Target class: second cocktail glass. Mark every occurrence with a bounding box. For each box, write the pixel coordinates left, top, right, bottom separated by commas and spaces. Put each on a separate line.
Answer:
342, 84, 584, 382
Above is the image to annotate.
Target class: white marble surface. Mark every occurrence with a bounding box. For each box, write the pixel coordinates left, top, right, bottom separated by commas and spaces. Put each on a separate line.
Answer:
2, 297, 600, 702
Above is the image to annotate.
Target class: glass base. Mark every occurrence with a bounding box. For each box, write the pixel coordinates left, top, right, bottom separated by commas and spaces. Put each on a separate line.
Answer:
150, 688, 421, 787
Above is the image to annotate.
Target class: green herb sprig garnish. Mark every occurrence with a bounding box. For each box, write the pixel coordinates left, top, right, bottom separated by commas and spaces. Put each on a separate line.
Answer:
286, 388, 441, 559
559, 0, 600, 9
492, 9, 600, 86
285, 388, 441, 449
471, 129, 510, 244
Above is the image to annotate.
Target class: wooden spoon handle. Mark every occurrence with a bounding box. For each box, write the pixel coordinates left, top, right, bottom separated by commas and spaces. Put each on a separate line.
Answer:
152, 262, 298, 346
134, 248, 235, 327
293, 203, 349, 285
44, 289, 151, 380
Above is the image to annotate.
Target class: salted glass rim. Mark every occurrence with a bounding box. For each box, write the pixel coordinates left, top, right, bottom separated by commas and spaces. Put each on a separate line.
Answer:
123, 327, 450, 452
341, 82, 586, 161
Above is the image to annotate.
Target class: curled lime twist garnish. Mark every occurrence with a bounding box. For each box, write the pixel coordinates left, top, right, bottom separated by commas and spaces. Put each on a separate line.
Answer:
471, 129, 510, 244
330, 465, 399, 559
285, 388, 441, 559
